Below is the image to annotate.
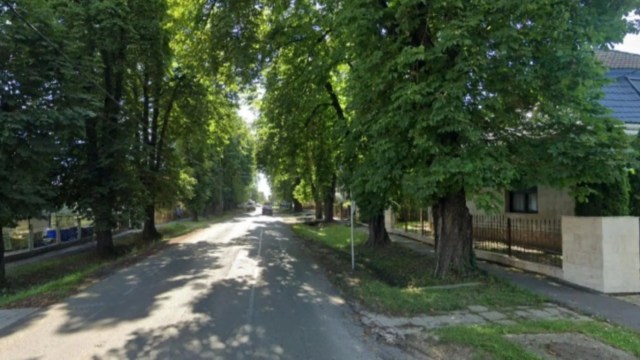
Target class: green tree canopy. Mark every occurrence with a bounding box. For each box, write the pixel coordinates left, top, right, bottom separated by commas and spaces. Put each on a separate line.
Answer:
336, 0, 638, 276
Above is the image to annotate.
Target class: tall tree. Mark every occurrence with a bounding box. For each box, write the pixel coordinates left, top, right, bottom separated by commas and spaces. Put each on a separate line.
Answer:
126, 0, 184, 241
257, 0, 345, 222
0, 0, 87, 281
338, 0, 637, 275
74, 0, 138, 256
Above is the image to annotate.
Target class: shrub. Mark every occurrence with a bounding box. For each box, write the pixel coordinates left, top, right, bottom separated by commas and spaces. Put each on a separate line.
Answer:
575, 174, 630, 216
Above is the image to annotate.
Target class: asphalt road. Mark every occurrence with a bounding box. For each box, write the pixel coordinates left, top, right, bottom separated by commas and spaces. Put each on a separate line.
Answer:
0, 212, 401, 359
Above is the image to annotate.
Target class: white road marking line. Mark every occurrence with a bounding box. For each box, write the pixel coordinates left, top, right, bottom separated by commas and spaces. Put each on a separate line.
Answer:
257, 229, 263, 258
247, 229, 264, 324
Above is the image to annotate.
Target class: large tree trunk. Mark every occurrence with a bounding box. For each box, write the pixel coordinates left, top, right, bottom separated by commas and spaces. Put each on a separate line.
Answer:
95, 227, 114, 257
214, 185, 224, 216
314, 201, 323, 220
89, 27, 125, 259
0, 228, 5, 287
433, 190, 475, 278
367, 211, 390, 247
312, 183, 322, 220
323, 197, 334, 223
323, 175, 336, 223
141, 204, 161, 241
292, 177, 303, 212
293, 198, 303, 212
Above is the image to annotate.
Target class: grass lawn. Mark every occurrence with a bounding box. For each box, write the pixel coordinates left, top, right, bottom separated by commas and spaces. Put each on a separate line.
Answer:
433, 320, 640, 359
293, 222, 640, 358
291, 223, 545, 316
0, 214, 235, 309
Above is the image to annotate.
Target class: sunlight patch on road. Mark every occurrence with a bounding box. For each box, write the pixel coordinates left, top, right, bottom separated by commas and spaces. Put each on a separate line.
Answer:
228, 324, 252, 347
296, 283, 323, 304
208, 335, 226, 350
226, 249, 263, 285
328, 295, 345, 305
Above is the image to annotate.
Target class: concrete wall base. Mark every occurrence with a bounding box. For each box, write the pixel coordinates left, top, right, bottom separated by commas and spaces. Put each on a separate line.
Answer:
562, 216, 640, 294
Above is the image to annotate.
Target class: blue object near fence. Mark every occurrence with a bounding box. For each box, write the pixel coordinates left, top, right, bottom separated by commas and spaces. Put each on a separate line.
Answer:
43, 226, 94, 242
60, 228, 78, 242
45, 229, 57, 240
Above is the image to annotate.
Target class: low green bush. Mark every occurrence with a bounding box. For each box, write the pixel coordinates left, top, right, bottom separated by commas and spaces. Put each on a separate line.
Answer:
575, 174, 630, 216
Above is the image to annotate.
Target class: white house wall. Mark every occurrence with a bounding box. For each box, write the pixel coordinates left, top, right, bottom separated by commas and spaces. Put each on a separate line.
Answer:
467, 186, 575, 219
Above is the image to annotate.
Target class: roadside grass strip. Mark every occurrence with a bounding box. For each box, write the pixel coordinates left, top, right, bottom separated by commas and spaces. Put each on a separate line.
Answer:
291, 223, 545, 316
434, 320, 640, 359
159, 220, 212, 239
0, 262, 103, 308
0, 215, 231, 309
293, 222, 640, 358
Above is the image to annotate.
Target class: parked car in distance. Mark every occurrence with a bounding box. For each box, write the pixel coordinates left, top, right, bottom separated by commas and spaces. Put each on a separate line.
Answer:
244, 200, 256, 211
262, 203, 273, 216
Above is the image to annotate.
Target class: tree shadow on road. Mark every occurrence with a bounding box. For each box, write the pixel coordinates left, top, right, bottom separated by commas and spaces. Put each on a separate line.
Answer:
91, 220, 375, 359
56, 240, 227, 334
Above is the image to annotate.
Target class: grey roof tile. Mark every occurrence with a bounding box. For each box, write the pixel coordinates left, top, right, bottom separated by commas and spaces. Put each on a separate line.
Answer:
596, 50, 640, 69
601, 76, 640, 124
594, 51, 640, 124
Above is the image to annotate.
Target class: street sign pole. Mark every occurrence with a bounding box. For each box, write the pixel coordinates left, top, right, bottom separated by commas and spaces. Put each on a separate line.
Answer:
351, 199, 355, 271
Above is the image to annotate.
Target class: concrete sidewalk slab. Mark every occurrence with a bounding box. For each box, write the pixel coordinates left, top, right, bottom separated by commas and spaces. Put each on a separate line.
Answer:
388, 233, 640, 333
481, 262, 640, 332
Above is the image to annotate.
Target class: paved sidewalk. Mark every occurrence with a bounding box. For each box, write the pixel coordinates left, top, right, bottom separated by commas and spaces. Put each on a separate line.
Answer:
361, 302, 590, 342
482, 261, 640, 332
389, 234, 640, 333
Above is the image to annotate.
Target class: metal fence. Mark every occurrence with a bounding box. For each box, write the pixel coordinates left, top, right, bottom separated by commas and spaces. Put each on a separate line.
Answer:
472, 215, 562, 267
2, 214, 93, 254
392, 207, 431, 236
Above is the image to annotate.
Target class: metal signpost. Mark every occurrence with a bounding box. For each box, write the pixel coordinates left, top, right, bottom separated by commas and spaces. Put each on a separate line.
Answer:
351, 200, 355, 271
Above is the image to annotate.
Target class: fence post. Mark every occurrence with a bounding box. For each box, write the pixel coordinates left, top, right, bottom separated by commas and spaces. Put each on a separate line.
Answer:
3, 228, 10, 252
507, 218, 512, 257
55, 216, 61, 245
404, 207, 408, 232
77, 217, 82, 241
28, 218, 34, 250
76, 216, 82, 240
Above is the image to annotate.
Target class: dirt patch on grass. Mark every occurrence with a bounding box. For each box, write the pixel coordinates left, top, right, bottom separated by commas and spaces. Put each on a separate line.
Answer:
508, 333, 637, 360
405, 334, 485, 360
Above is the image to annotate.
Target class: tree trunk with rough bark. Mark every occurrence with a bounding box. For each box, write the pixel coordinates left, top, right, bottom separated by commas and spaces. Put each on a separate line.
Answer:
214, 186, 224, 216
315, 201, 323, 220
293, 198, 303, 212
311, 183, 323, 220
433, 190, 475, 278
367, 211, 390, 247
95, 227, 114, 257
141, 204, 161, 241
323, 197, 334, 222
323, 175, 336, 222
93, 196, 115, 257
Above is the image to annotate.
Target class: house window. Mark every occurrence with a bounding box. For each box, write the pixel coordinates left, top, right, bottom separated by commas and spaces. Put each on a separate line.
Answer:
508, 187, 538, 213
